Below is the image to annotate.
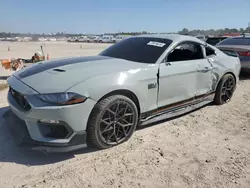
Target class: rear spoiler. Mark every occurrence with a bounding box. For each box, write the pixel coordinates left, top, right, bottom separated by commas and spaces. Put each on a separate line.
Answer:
220, 50, 239, 57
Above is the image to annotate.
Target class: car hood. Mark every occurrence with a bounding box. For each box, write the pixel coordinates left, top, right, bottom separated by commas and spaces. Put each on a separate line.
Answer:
13, 56, 146, 93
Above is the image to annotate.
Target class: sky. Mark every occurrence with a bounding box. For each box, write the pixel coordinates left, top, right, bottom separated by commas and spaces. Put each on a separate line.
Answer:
1, 0, 250, 34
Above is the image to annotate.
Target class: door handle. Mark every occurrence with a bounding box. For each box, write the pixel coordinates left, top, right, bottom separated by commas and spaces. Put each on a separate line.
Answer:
165, 62, 171, 66
197, 67, 212, 73
208, 58, 215, 62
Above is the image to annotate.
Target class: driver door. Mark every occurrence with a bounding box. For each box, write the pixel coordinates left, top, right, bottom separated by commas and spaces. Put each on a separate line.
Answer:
158, 42, 210, 108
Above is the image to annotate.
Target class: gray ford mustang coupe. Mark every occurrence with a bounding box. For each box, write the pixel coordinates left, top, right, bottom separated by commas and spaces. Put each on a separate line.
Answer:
7, 34, 241, 152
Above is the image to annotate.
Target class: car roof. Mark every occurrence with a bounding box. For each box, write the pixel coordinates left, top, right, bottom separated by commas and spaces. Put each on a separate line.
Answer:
133, 34, 206, 44
228, 36, 250, 39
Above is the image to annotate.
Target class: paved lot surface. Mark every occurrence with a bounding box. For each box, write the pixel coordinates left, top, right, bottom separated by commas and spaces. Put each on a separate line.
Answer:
0, 42, 249, 188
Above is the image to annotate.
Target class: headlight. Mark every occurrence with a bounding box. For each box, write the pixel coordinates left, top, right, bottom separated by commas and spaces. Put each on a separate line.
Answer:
36, 92, 87, 105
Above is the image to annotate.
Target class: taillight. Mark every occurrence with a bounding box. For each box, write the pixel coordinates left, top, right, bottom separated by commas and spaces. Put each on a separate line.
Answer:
238, 51, 250, 56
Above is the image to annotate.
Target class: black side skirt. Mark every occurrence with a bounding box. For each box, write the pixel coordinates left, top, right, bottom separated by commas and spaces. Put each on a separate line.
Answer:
140, 91, 215, 121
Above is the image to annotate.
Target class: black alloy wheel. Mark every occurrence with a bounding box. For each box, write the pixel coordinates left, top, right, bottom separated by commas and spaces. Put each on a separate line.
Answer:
87, 95, 138, 149
214, 74, 236, 105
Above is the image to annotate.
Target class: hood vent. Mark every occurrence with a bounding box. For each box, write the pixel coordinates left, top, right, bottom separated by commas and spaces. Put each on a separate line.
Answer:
52, 69, 65, 72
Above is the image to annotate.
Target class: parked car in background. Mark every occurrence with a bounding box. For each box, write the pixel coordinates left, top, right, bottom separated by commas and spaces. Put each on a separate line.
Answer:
85, 36, 100, 43
7, 34, 240, 152
78, 36, 88, 42
48, 37, 57, 42
67, 37, 78, 42
216, 36, 250, 72
115, 35, 131, 43
17, 37, 33, 42
196, 35, 206, 41
38, 37, 48, 42
206, 36, 228, 46
92, 36, 101, 43
241, 33, 250, 37
98, 35, 115, 43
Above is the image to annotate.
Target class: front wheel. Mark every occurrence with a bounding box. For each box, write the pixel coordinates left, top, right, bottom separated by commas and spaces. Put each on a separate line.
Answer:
214, 74, 236, 105
87, 95, 138, 149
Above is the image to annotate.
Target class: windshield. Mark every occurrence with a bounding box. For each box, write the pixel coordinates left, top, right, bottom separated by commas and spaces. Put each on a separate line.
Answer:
218, 37, 250, 45
99, 37, 172, 63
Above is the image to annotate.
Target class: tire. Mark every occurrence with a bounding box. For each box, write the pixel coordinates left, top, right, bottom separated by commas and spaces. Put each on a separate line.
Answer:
214, 74, 236, 105
87, 95, 138, 149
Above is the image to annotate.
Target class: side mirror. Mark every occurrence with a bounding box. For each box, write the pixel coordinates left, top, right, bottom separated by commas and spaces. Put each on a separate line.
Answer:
163, 58, 171, 66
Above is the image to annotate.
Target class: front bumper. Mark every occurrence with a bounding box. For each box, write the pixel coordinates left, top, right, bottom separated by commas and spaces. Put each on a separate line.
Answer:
5, 110, 87, 152
7, 75, 96, 152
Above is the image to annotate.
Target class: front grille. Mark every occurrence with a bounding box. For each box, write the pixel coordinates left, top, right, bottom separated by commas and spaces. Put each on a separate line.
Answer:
9, 88, 31, 111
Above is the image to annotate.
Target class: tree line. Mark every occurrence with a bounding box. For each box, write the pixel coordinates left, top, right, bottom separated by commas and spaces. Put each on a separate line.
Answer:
177, 27, 250, 36
1, 27, 250, 38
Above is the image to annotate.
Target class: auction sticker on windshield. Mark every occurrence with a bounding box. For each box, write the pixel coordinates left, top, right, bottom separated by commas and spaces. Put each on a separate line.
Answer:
147, 41, 166, 47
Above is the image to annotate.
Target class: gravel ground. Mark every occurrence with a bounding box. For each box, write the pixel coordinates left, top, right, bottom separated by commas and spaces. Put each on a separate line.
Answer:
0, 41, 111, 59
0, 42, 249, 188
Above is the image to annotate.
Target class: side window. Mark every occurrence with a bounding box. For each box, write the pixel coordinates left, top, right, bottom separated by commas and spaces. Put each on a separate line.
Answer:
206, 47, 216, 56
167, 42, 203, 62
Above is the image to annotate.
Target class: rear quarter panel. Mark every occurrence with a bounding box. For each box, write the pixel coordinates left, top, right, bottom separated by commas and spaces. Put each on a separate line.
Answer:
210, 47, 241, 89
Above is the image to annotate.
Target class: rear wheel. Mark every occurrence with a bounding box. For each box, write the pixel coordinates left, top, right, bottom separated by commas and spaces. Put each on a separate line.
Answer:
87, 95, 138, 149
214, 74, 236, 105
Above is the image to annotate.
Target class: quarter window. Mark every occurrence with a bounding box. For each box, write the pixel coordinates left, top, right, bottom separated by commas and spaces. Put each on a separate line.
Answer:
206, 47, 216, 56
167, 42, 203, 62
